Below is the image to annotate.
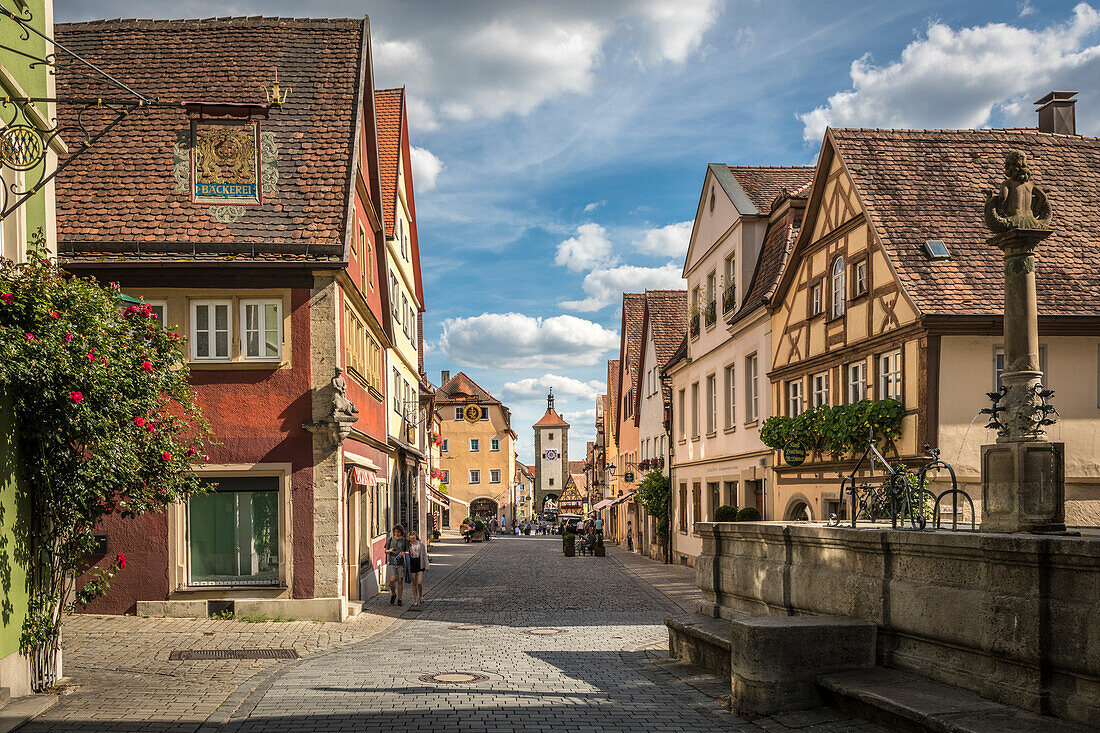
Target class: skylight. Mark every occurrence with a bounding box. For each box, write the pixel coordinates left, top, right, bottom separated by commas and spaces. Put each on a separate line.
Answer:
924, 240, 950, 260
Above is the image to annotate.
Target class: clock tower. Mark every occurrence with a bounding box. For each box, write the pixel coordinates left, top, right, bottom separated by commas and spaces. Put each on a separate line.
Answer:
533, 389, 570, 518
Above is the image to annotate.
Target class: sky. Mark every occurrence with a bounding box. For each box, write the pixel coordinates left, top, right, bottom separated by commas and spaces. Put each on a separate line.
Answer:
56, 0, 1100, 463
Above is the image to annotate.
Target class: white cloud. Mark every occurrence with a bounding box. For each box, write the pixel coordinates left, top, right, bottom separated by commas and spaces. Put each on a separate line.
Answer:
560, 262, 684, 312
439, 312, 619, 369
799, 4, 1100, 143
1019, 1, 1037, 17
503, 374, 605, 401
633, 220, 693, 257
410, 146, 444, 191
583, 200, 607, 213
563, 408, 597, 425
555, 222, 617, 272
637, 0, 723, 63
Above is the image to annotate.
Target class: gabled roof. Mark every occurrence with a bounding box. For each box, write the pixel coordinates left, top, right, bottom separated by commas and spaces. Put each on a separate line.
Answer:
716, 164, 818, 215
616, 293, 646, 434
635, 290, 687, 417
607, 360, 620, 432
436, 371, 514, 434
729, 193, 807, 328
821, 127, 1100, 316
54, 17, 366, 263
662, 333, 688, 373
533, 408, 569, 428
375, 88, 403, 239
568, 460, 586, 475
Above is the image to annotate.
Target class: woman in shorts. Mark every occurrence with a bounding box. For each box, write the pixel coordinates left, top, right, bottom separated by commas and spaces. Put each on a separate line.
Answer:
407, 530, 428, 606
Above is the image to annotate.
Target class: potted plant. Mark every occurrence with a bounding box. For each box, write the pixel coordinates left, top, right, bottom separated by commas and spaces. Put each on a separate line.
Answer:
593, 536, 605, 557
563, 532, 576, 557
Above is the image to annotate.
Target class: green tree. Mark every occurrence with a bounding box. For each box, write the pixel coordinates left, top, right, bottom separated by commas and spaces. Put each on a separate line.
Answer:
0, 258, 210, 689
634, 470, 670, 556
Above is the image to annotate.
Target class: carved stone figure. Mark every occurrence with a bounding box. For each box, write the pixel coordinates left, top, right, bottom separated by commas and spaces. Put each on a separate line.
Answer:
332, 367, 359, 423
983, 151, 1052, 233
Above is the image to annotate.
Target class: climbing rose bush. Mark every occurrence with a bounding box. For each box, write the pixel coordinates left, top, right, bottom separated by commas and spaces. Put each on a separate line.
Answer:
0, 257, 210, 688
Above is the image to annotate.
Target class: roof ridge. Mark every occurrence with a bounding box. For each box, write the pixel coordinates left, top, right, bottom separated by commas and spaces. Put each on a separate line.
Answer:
831, 126, 1097, 140
58, 16, 363, 27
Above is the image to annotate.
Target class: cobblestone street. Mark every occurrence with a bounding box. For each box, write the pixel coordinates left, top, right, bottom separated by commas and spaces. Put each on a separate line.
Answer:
23, 536, 881, 732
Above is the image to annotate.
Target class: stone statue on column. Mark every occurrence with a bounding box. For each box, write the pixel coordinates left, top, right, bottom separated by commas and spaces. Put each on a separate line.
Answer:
980, 151, 1065, 533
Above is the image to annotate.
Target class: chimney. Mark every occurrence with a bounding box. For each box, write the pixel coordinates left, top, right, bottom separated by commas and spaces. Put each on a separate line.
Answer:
441, 370, 450, 384
1036, 91, 1077, 135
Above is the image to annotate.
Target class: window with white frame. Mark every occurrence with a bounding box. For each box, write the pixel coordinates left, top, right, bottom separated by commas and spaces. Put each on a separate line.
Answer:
240, 300, 282, 360
480, 406, 490, 421
848, 361, 867, 403
441, 439, 449, 452
146, 300, 167, 325
724, 364, 735, 429
706, 374, 717, 434
811, 283, 823, 316
812, 372, 829, 407
788, 380, 803, 416
878, 351, 902, 402
191, 301, 231, 360
854, 259, 868, 296
490, 437, 500, 452
469, 438, 480, 452
392, 368, 401, 414
691, 382, 700, 438
745, 353, 759, 421
469, 469, 480, 484
440, 469, 449, 483
678, 389, 686, 440
454, 407, 464, 421
490, 469, 501, 484
831, 257, 846, 318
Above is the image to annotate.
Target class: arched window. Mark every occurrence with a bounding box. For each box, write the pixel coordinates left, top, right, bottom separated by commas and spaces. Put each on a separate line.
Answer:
831, 257, 846, 318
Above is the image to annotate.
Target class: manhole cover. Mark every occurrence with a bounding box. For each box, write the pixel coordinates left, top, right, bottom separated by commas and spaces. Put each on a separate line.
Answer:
448, 624, 488, 630
419, 672, 488, 684
169, 648, 298, 661
525, 628, 565, 636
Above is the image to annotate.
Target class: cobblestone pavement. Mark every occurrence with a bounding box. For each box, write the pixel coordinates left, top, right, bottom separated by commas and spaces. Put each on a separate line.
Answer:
215, 536, 883, 733
23, 535, 485, 732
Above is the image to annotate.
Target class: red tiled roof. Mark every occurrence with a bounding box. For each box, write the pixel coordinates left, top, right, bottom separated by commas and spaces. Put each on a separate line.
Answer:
607, 360, 620, 430
662, 333, 688, 373
54, 17, 365, 261
568, 460, 586, 475
620, 292, 646, 401
641, 290, 687, 405
728, 166, 816, 213
375, 88, 402, 239
533, 408, 569, 428
436, 371, 513, 433
829, 127, 1100, 316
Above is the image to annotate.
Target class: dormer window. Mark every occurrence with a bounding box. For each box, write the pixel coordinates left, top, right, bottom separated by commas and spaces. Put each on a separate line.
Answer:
831, 257, 846, 318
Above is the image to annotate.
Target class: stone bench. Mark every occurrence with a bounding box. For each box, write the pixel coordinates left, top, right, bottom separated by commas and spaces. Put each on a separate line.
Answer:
731, 615, 876, 716
665, 615, 732, 677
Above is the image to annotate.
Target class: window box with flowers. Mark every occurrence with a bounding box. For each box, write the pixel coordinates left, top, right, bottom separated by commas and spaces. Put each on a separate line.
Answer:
689, 311, 700, 338
704, 300, 717, 327
722, 282, 736, 313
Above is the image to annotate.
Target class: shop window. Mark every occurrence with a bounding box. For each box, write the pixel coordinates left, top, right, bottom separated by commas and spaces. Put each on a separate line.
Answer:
191, 301, 231, 360
188, 476, 279, 586
240, 300, 282, 360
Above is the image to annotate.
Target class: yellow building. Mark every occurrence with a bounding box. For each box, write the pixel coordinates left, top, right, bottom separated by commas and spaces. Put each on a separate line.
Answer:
768, 117, 1100, 527
434, 371, 517, 526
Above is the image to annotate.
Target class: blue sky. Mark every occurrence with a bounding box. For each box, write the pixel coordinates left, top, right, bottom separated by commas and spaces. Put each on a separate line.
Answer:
57, 0, 1100, 462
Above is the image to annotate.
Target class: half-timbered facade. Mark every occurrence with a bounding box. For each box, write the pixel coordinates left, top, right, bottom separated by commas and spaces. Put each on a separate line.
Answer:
769, 121, 1100, 526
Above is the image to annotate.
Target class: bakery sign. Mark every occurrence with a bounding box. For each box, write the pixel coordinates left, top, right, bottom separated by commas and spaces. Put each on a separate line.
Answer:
191, 119, 262, 205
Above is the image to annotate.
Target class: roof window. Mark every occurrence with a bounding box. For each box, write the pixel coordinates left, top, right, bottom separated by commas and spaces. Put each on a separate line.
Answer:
923, 240, 950, 260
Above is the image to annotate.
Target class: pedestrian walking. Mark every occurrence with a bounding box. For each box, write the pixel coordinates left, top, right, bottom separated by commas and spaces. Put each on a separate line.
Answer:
384, 524, 410, 606
408, 530, 428, 607
626, 520, 634, 551
594, 516, 604, 539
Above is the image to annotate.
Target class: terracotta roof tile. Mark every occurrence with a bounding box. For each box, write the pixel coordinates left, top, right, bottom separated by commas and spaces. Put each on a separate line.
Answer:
642, 289, 687, 403
662, 333, 688, 373
375, 87, 402, 239
621, 293, 646, 396
533, 408, 569, 428
607, 360, 620, 429
830, 127, 1100, 316
54, 17, 364, 260
727, 166, 815, 213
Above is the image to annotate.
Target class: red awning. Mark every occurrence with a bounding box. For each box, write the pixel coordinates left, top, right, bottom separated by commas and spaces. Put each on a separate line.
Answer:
351, 467, 376, 486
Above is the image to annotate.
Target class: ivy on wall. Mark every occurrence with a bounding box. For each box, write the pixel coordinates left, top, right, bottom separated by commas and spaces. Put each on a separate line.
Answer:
759, 399, 905, 458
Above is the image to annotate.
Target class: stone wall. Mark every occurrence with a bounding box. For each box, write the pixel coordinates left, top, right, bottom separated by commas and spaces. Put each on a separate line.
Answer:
694, 522, 1100, 728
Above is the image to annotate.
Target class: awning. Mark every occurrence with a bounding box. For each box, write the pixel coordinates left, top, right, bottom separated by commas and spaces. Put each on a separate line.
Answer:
427, 492, 448, 509
611, 492, 634, 506
592, 498, 616, 511
350, 467, 376, 486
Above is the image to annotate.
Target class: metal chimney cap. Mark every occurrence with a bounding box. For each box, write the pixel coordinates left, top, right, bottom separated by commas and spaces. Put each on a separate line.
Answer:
1035, 91, 1077, 106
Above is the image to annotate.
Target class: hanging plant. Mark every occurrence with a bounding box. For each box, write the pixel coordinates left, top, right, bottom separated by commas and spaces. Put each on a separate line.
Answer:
0, 258, 210, 690
759, 399, 905, 458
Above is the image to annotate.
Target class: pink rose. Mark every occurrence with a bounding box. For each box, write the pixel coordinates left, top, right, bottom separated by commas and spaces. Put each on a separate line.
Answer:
64, 333, 73, 343
70, 391, 83, 403
142, 360, 152, 371
116, 552, 126, 569
0, 293, 13, 305
49, 311, 59, 318
161, 451, 171, 461
87, 352, 95, 362
134, 416, 145, 427
24, 333, 34, 341
186, 445, 197, 456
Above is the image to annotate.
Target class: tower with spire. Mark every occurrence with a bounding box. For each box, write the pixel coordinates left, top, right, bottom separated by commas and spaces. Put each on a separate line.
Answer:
532, 389, 570, 518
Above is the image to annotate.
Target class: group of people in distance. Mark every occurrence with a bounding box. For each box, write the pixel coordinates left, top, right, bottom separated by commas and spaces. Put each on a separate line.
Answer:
383, 524, 428, 607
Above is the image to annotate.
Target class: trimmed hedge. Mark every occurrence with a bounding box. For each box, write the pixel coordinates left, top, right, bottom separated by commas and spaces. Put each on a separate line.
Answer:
714, 505, 738, 522
735, 507, 762, 522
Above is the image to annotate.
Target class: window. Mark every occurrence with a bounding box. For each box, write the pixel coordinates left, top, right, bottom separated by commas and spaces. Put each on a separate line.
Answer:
788, 380, 803, 416
692, 483, 702, 530
146, 300, 167, 324
490, 469, 501, 484
709, 482, 720, 519
441, 439, 449, 452
188, 476, 279, 586
810, 283, 823, 316
831, 257, 846, 318
724, 364, 735, 429
469, 470, 480, 484
548, 432, 554, 440
678, 389, 686, 440
191, 301, 231, 360
705, 374, 717, 434
723, 253, 736, 313
812, 372, 829, 408
853, 259, 868, 296
723, 480, 737, 508
549, 478, 554, 486
848, 361, 867, 403
490, 438, 500, 452
390, 273, 399, 318
746, 354, 759, 422
401, 293, 409, 336
878, 351, 902, 402
454, 407, 464, 421
480, 406, 490, 421
679, 484, 688, 532
440, 470, 449, 483
240, 300, 282, 360
392, 368, 401, 414
995, 346, 1047, 391
691, 382, 700, 438
469, 438, 480, 452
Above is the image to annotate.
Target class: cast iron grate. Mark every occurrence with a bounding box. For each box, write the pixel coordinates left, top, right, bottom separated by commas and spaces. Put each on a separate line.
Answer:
448, 624, 489, 630
419, 672, 489, 685
524, 628, 565, 636
169, 648, 299, 661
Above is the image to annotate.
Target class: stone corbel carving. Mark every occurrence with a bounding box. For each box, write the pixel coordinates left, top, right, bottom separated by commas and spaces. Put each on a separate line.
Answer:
305, 367, 359, 443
